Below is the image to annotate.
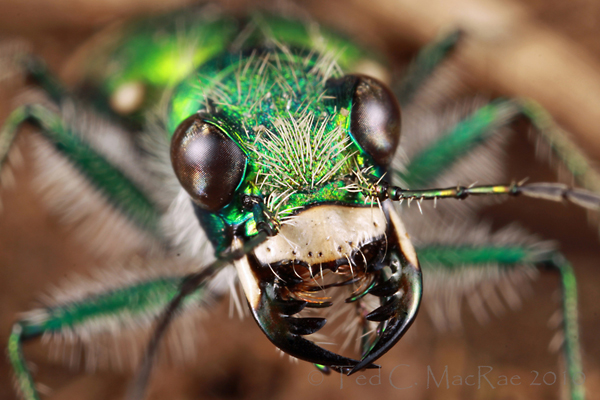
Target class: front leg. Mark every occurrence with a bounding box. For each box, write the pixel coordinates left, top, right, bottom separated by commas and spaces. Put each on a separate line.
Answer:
8, 257, 222, 400
1, 100, 173, 399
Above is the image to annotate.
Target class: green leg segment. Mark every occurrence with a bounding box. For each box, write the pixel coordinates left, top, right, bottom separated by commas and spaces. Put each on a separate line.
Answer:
399, 99, 517, 188
396, 30, 462, 106
128, 231, 270, 400
395, 30, 600, 196
0, 104, 160, 235
2, 45, 67, 103
398, 98, 600, 197
518, 99, 600, 194
417, 245, 585, 400
8, 231, 269, 400
8, 324, 38, 400
8, 273, 207, 400
18, 55, 67, 103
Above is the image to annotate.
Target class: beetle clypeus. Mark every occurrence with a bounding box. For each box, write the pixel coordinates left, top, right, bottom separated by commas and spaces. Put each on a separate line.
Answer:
1, 3, 599, 400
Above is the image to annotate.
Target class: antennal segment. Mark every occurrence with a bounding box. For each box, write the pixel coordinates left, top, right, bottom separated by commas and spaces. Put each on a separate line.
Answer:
375, 181, 600, 211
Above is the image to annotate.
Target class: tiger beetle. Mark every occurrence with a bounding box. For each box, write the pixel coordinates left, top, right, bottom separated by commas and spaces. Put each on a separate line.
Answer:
1, 6, 599, 400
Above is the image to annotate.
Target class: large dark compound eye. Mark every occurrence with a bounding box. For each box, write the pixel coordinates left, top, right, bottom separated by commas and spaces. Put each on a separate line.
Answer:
171, 115, 246, 211
350, 75, 401, 166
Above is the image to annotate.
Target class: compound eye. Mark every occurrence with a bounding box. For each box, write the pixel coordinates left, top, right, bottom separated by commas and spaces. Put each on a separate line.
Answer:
350, 75, 401, 166
171, 115, 246, 212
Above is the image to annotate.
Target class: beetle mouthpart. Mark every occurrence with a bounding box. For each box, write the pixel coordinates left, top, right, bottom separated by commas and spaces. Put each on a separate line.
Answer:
272, 236, 387, 302
237, 243, 378, 369
349, 250, 422, 374
231, 203, 421, 372
246, 272, 380, 370
229, 243, 363, 368
237, 235, 421, 373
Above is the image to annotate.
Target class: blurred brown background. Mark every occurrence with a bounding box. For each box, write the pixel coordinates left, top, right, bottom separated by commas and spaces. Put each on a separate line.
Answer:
1, 0, 600, 399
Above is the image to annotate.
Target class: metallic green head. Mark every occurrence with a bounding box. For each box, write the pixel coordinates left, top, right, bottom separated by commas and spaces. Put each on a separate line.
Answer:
169, 47, 401, 247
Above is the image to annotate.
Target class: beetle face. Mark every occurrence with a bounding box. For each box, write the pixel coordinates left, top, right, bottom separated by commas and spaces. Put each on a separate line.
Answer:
169, 47, 420, 370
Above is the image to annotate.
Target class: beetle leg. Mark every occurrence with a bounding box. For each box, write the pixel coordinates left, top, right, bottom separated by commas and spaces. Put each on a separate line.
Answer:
128, 231, 270, 400
396, 29, 462, 106
7, 258, 217, 400
0, 104, 161, 235
1, 42, 67, 102
417, 244, 584, 400
399, 98, 600, 199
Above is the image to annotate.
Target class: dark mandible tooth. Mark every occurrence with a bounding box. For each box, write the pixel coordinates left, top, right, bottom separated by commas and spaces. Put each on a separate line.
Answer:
251, 282, 365, 367
272, 263, 307, 285
278, 273, 304, 285
368, 276, 400, 297
287, 317, 327, 336
334, 258, 349, 270
277, 299, 308, 316
348, 259, 422, 375
365, 297, 400, 322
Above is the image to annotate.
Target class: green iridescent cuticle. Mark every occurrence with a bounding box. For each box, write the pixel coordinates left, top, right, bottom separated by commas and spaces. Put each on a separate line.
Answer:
168, 47, 380, 228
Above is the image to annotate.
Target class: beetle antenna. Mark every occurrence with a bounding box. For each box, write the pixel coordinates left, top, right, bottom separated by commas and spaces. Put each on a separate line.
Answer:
372, 181, 600, 212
